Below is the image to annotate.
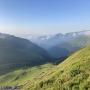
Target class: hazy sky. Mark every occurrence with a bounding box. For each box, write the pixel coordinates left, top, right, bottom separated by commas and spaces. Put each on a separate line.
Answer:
0, 0, 90, 36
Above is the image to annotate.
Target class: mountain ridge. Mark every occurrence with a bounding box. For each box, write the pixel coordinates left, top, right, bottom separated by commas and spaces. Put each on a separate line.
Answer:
26, 30, 90, 41
0, 33, 51, 75
26, 30, 90, 60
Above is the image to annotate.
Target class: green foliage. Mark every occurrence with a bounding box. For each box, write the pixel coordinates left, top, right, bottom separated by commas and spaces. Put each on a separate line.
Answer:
0, 45, 90, 90
0, 64, 54, 87
21, 46, 90, 90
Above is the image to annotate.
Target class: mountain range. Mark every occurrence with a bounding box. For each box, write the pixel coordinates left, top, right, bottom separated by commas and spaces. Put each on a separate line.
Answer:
27, 30, 90, 60
27, 30, 90, 47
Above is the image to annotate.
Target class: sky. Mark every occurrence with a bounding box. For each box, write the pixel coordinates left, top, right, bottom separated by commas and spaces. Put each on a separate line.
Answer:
0, 0, 90, 37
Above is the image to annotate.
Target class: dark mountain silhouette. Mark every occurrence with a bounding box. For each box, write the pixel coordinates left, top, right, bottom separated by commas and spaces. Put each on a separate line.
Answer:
0, 33, 51, 74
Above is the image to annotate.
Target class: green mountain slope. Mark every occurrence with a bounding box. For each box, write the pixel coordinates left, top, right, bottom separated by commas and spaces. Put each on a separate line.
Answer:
0, 33, 51, 75
0, 63, 55, 87
22, 46, 90, 90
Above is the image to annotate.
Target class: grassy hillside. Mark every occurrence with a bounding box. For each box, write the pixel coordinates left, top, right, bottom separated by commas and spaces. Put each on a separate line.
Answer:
0, 44, 90, 90
21, 46, 90, 90
0, 33, 51, 75
0, 64, 55, 86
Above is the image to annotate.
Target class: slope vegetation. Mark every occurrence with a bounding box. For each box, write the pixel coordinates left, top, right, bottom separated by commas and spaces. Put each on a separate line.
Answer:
0, 64, 55, 87
22, 46, 90, 90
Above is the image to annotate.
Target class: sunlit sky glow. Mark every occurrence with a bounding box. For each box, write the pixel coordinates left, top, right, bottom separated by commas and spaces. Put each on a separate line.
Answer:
0, 0, 90, 37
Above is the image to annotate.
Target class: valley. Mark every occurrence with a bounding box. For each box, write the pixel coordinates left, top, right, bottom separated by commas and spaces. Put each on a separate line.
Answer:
0, 32, 89, 90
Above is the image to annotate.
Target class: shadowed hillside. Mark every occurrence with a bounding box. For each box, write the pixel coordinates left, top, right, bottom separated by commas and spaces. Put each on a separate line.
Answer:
0, 33, 51, 75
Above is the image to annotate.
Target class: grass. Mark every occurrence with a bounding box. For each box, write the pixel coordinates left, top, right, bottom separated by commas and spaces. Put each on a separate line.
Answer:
0, 46, 90, 90
21, 46, 90, 90
0, 63, 55, 87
